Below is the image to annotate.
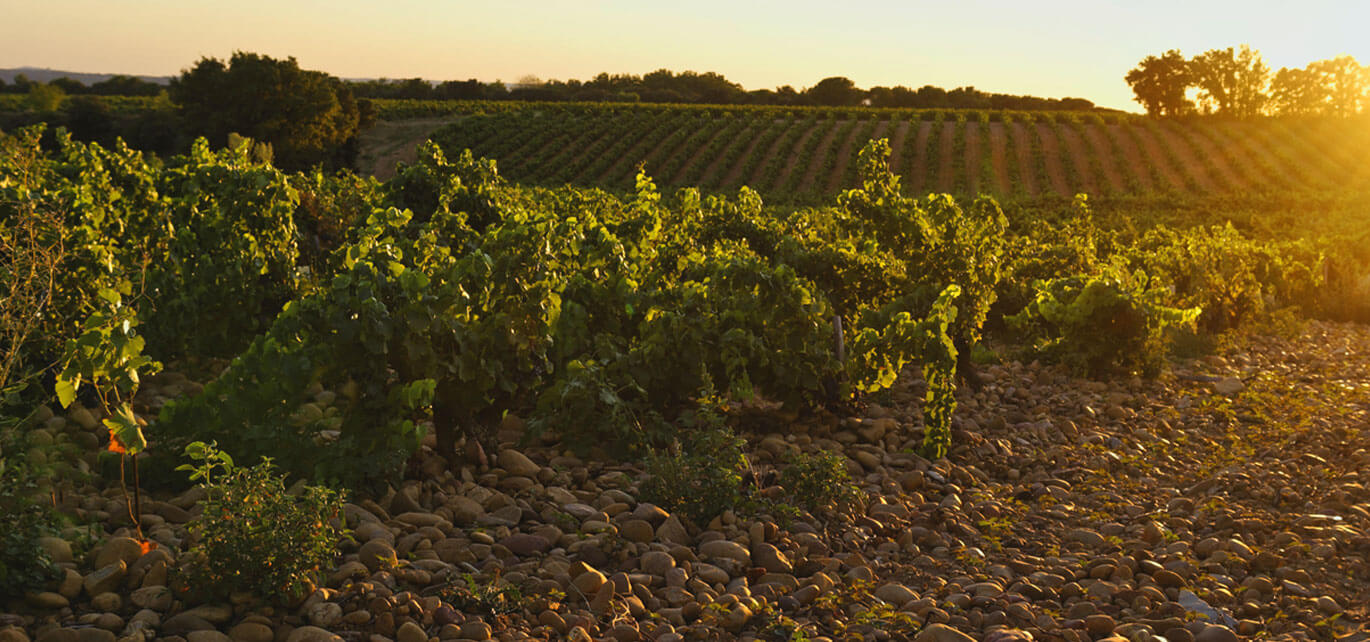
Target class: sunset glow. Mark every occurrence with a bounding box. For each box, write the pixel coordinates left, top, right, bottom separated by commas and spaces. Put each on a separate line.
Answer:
3, 0, 1369, 111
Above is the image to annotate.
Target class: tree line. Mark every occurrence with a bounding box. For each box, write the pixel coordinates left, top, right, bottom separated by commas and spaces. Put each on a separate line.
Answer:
1126, 46, 1367, 117
0, 73, 163, 96
349, 70, 1098, 110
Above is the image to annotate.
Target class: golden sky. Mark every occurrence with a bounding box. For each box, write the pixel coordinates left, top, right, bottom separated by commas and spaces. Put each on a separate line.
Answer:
2, 0, 1367, 111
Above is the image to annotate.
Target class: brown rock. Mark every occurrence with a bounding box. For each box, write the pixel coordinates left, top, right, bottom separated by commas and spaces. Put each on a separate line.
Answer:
1193, 625, 1238, 642
358, 539, 398, 572
640, 551, 675, 576
457, 622, 490, 641
618, 520, 655, 543
186, 632, 232, 642
499, 533, 550, 556
698, 539, 749, 565
913, 623, 975, 642
1152, 569, 1186, 588
130, 586, 173, 611
284, 627, 343, 642
34, 629, 75, 642
448, 497, 484, 525
95, 537, 146, 569
25, 592, 69, 609
874, 583, 917, 607
572, 569, 607, 596
396, 622, 427, 642
656, 516, 689, 546
73, 630, 113, 642
83, 562, 127, 596
37, 537, 73, 564
752, 543, 792, 574
1084, 614, 1116, 637
497, 449, 540, 477
227, 623, 274, 642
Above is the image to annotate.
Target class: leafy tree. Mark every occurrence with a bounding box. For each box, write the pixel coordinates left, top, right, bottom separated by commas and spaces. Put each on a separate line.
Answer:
1271, 65, 1326, 116
89, 75, 164, 96
48, 77, 86, 95
805, 77, 864, 106
24, 83, 65, 112
64, 95, 115, 143
1125, 49, 1192, 116
169, 52, 361, 169
1189, 45, 1269, 118
1308, 55, 1367, 117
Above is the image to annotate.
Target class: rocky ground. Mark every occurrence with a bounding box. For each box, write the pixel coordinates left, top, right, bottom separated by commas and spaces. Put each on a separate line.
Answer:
3, 320, 1369, 642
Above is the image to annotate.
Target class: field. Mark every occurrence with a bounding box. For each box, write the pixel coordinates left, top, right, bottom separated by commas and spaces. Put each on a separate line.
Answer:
370, 102, 1370, 205
4, 103, 1370, 642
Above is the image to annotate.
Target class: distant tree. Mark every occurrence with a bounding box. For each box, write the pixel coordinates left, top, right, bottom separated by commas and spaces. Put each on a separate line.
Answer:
805, 77, 863, 106
90, 75, 164, 96
1125, 49, 1191, 116
915, 85, 949, 108
49, 77, 86, 95
169, 52, 361, 169
25, 83, 65, 112
433, 79, 486, 100
1309, 55, 1367, 117
1189, 45, 1269, 117
947, 86, 991, 109
64, 95, 114, 143
1271, 65, 1326, 116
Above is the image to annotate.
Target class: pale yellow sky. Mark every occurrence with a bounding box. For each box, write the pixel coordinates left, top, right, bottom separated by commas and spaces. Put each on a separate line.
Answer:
3, 0, 1367, 111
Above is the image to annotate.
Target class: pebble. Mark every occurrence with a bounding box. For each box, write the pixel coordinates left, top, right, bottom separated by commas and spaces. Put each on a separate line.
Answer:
284, 627, 343, 642
396, 622, 427, 642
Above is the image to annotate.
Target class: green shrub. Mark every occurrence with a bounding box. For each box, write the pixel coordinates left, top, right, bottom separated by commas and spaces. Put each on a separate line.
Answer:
176, 442, 345, 603
0, 424, 62, 598
1009, 268, 1200, 377
777, 450, 865, 515
639, 422, 751, 525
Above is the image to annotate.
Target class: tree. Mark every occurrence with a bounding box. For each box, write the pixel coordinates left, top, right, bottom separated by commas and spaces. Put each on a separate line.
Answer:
1271, 66, 1325, 116
90, 75, 163, 96
1189, 45, 1269, 118
805, 77, 863, 106
25, 83, 65, 112
1308, 55, 1367, 117
169, 52, 361, 169
1125, 49, 1191, 116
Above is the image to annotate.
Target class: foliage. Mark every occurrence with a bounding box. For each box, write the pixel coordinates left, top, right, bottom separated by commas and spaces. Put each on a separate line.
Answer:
169, 52, 361, 170
1009, 268, 1200, 377
54, 285, 159, 454
176, 441, 345, 604
0, 128, 303, 367
1188, 45, 1270, 118
1125, 50, 1192, 116
776, 450, 865, 515
0, 146, 66, 397
440, 574, 526, 616
25, 84, 65, 112
0, 424, 62, 599
1123, 223, 1325, 333
639, 423, 753, 525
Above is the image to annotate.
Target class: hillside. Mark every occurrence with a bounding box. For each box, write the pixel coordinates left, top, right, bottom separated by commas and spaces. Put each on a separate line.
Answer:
406, 103, 1370, 204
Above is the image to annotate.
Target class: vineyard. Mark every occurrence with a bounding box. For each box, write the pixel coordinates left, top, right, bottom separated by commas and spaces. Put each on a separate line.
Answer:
3, 117, 1370, 641
386, 102, 1370, 205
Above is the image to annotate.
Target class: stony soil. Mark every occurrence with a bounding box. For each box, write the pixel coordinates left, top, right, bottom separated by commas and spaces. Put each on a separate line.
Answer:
4, 320, 1370, 642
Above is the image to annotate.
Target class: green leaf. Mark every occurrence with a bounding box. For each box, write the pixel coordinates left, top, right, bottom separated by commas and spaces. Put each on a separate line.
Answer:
55, 378, 77, 408
103, 403, 147, 455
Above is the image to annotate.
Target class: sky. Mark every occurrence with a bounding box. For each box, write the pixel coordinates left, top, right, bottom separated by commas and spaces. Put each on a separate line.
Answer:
2, 0, 1368, 112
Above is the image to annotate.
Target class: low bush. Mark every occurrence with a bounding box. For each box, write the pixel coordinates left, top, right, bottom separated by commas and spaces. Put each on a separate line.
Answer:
1009, 268, 1200, 377
176, 442, 345, 604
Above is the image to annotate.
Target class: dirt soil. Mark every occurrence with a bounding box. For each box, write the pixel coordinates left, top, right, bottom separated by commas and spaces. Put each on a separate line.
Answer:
355, 118, 462, 180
